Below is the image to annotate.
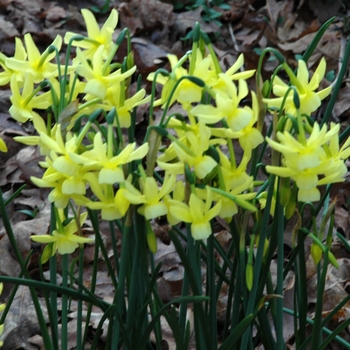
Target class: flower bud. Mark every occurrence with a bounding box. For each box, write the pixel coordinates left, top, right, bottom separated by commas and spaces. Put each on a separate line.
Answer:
246, 263, 253, 291
146, 223, 157, 253
310, 242, 322, 265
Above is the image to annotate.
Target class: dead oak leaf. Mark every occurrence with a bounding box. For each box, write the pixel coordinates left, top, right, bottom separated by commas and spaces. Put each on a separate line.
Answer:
172, 6, 220, 39
1, 286, 48, 350
119, 0, 174, 34
0, 15, 19, 41
334, 82, 350, 118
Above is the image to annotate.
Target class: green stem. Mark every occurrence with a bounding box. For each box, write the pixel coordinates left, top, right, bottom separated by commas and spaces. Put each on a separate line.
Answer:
207, 233, 217, 349
275, 196, 285, 350
311, 249, 329, 350
61, 254, 68, 350
111, 208, 133, 347
76, 246, 84, 349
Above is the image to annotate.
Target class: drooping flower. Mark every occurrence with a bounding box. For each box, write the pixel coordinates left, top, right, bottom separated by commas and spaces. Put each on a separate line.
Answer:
85, 173, 144, 220
158, 122, 218, 179
265, 122, 349, 202
148, 49, 217, 109
0, 37, 27, 86
169, 187, 221, 240
263, 58, 332, 116
75, 45, 136, 100
191, 75, 252, 131
6, 33, 62, 83
135, 173, 177, 220
64, 8, 119, 59
70, 132, 149, 184
9, 74, 51, 123
31, 210, 92, 261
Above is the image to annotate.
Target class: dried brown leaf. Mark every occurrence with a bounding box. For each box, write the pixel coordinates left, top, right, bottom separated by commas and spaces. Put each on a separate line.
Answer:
44, 5, 66, 23
334, 83, 350, 118
173, 6, 220, 39
0, 15, 19, 40
1, 286, 48, 350
119, 0, 174, 34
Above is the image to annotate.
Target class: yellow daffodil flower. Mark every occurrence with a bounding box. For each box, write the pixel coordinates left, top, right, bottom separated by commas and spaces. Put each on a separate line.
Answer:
266, 122, 348, 202
100, 86, 151, 128
267, 123, 337, 171
157, 122, 220, 178
14, 115, 59, 156
263, 58, 332, 116
31, 211, 92, 258
148, 49, 217, 109
208, 92, 263, 151
70, 132, 149, 184
85, 173, 144, 220
39, 129, 80, 177
64, 8, 119, 59
217, 148, 252, 190
0, 37, 27, 86
237, 92, 264, 151
321, 122, 350, 180
222, 54, 255, 82
136, 173, 176, 220
169, 187, 221, 240
191, 76, 252, 131
76, 45, 136, 100
31, 174, 88, 208
6, 33, 62, 83
9, 74, 51, 123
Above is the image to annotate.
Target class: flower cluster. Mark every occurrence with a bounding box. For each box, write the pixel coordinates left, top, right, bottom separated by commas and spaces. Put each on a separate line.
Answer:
0, 9, 261, 247
266, 122, 350, 202
263, 58, 350, 202
0, 9, 151, 255
2, 7, 349, 258
263, 58, 332, 116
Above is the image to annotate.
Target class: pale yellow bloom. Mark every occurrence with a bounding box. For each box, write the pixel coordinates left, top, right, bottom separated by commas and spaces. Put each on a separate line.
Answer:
148, 50, 217, 109
31, 211, 92, 257
0, 37, 27, 86
263, 58, 332, 116
9, 74, 51, 123
157, 122, 222, 178
6, 33, 62, 83
76, 45, 136, 100
136, 173, 176, 220
266, 122, 349, 202
70, 132, 149, 184
64, 8, 119, 59
191, 75, 252, 131
169, 187, 221, 240
85, 173, 144, 220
